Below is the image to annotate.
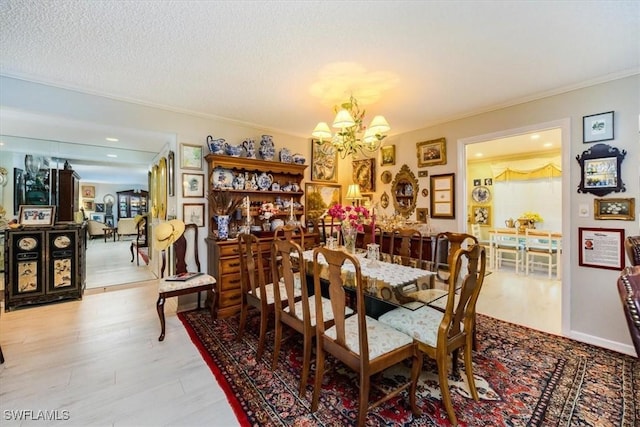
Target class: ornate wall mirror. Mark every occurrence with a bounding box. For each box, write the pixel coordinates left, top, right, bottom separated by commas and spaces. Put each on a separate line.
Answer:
576, 143, 626, 197
391, 164, 419, 217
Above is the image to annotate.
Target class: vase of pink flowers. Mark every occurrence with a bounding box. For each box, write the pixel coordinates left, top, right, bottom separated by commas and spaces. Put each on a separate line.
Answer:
327, 203, 371, 253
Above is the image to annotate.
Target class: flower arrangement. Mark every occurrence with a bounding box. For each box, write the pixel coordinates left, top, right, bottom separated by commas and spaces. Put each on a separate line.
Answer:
259, 202, 279, 220
327, 203, 371, 232
521, 211, 543, 223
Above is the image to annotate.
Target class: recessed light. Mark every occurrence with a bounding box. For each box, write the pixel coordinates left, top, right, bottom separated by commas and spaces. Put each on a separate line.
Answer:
105, 137, 119, 142
543, 142, 553, 147
531, 134, 540, 140
107, 154, 118, 158
475, 153, 483, 157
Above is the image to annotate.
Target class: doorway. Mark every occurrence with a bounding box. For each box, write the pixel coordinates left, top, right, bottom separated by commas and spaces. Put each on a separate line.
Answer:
458, 119, 570, 336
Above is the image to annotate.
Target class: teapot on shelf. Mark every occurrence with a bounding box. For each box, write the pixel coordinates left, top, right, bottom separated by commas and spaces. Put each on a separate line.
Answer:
504, 218, 515, 228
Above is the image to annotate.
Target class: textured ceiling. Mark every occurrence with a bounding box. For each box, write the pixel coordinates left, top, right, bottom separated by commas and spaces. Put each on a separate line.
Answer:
0, 0, 639, 165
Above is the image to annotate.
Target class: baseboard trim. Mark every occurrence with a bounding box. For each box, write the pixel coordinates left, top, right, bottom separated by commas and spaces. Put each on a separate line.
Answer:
569, 330, 637, 357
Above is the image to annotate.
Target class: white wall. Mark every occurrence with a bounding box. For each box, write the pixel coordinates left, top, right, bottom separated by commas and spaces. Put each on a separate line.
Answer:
493, 178, 563, 232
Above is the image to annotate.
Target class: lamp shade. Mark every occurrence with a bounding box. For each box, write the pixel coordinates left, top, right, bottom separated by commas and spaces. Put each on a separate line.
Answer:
333, 109, 356, 129
345, 184, 363, 201
368, 115, 390, 133
312, 122, 332, 140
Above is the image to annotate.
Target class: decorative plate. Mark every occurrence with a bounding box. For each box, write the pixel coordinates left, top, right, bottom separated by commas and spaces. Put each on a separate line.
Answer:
212, 168, 234, 189
471, 186, 491, 204
18, 237, 37, 251
380, 191, 390, 209
421, 188, 429, 197
381, 170, 392, 184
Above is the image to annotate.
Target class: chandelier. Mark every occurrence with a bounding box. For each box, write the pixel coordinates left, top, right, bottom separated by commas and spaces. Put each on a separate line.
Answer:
312, 95, 390, 158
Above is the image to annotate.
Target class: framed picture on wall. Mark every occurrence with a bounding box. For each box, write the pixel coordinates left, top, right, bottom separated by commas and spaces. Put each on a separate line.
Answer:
352, 158, 375, 193
583, 111, 614, 143
472, 205, 491, 225
311, 139, 338, 182
305, 183, 341, 219
182, 173, 205, 198
594, 198, 635, 221
181, 143, 203, 170
183, 203, 205, 227
380, 145, 395, 166
81, 185, 95, 198
578, 227, 624, 270
417, 137, 447, 167
430, 173, 455, 219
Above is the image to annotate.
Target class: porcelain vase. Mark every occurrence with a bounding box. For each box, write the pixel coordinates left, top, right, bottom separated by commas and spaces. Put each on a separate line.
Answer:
216, 215, 230, 240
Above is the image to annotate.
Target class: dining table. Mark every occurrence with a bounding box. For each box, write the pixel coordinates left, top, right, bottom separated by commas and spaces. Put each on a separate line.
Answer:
296, 248, 446, 319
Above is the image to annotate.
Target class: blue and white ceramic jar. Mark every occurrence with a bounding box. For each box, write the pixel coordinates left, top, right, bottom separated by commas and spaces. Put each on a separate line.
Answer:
259, 135, 275, 161
216, 215, 230, 240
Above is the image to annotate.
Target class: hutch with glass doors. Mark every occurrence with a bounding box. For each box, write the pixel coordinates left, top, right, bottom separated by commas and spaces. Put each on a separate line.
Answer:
117, 189, 148, 219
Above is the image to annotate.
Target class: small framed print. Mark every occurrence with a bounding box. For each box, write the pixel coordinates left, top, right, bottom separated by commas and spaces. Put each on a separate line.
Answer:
416, 208, 429, 223
182, 173, 205, 198
473, 179, 481, 186
417, 137, 447, 167
95, 203, 105, 213
82, 200, 95, 211
418, 170, 428, 178
583, 111, 614, 143
430, 173, 455, 219
181, 143, 203, 170
472, 205, 491, 225
594, 198, 635, 221
380, 145, 396, 166
183, 203, 205, 227
578, 227, 624, 270
18, 205, 56, 226
484, 178, 493, 186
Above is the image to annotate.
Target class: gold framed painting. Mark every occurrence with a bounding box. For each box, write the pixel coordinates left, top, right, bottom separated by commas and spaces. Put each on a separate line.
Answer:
472, 205, 491, 225
304, 183, 341, 220
81, 185, 95, 199
311, 139, 338, 182
352, 158, 375, 193
594, 198, 635, 221
417, 137, 447, 167
416, 208, 429, 223
380, 145, 395, 166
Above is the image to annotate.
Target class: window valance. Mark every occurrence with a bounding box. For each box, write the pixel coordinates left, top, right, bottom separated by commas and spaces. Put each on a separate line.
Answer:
491, 156, 561, 182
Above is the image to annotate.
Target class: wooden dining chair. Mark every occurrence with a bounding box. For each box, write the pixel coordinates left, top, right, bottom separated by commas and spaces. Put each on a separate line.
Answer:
270, 239, 345, 397
237, 233, 300, 360
378, 244, 487, 426
433, 232, 478, 282
390, 227, 423, 267
274, 223, 305, 249
156, 223, 216, 341
311, 247, 421, 426
359, 223, 382, 249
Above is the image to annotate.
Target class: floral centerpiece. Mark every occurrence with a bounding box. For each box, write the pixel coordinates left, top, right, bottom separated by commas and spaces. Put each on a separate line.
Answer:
327, 204, 371, 232
519, 211, 543, 230
327, 204, 371, 253
259, 202, 279, 220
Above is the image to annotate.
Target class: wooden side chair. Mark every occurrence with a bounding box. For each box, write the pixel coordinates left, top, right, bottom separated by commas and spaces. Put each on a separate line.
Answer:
311, 247, 421, 426
305, 216, 326, 245
156, 222, 216, 341
270, 239, 346, 397
130, 214, 148, 265
274, 223, 305, 249
390, 227, 423, 267
379, 244, 487, 426
359, 223, 382, 249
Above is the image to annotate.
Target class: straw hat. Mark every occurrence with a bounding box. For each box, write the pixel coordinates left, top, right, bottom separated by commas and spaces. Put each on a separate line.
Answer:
134, 214, 146, 226
154, 219, 185, 251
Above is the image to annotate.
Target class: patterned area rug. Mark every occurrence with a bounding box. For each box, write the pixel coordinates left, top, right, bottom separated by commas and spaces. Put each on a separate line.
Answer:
179, 310, 639, 426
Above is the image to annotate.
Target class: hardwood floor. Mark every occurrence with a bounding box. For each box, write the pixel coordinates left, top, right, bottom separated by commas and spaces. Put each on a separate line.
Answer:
0, 282, 238, 427
0, 255, 560, 426
86, 238, 156, 289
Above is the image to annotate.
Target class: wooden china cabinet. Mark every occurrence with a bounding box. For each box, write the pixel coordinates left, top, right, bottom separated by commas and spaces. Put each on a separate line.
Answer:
204, 154, 311, 318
